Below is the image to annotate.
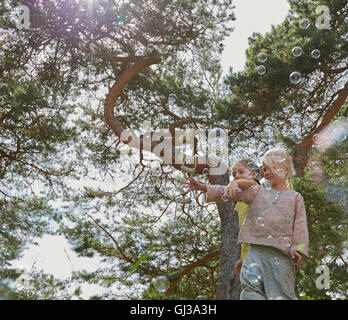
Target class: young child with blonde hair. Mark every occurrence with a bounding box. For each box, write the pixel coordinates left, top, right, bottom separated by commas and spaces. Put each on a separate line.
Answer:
206, 148, 309, 300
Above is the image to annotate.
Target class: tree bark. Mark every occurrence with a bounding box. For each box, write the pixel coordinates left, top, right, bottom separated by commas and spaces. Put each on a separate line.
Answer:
210, 174, 241, 300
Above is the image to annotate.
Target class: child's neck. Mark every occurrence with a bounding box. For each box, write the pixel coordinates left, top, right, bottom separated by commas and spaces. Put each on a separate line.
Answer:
271, 182, 289, 192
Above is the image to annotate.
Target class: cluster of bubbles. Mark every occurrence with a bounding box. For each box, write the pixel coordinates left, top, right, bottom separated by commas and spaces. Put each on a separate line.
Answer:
255, 15, 337, 84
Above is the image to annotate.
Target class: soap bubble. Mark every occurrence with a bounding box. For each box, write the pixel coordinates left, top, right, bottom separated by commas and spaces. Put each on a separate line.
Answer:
202, 167, 209, 175
262, 180, 272, 189
168, 93, 176, 105
289, 71, 302, 84
196, 295, 206, 300
257, 52, 268, 63
257, 65, 267, 75
310, 160, 321, 171
168, 219, 183, 235
275, 168, 286, 179
153, 276, 170, 293
311, 49, 321, 59
273, 152, 286, 163
193, 87, 201, 97
292, 46, 302, 57
283, 237, 291, 247
273, 257, 280, 266
246, 263, 262, 285
299, 18, 310, 30
221, 193, 230, 202
207, 155, 220, 168
257, 217, 265, 227
147, 44, 155, 50
247, 161, 257, 170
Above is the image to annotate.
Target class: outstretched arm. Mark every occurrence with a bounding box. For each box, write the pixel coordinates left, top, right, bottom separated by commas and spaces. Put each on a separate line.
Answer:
226, 179, 256, 198
235, 179, 257, 190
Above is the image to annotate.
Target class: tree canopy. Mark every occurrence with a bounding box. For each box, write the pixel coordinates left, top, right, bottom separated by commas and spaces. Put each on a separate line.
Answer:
0, 0, 347, 300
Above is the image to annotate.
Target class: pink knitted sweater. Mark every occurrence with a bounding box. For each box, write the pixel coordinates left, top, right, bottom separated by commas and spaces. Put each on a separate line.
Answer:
206, 184, 309, 258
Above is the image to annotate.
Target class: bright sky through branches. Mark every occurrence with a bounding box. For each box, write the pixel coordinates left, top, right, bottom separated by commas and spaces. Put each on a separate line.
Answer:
11, 0, 291, 299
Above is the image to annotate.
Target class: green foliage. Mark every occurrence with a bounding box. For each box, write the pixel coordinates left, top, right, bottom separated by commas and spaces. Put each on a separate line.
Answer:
0, 0, 347, 301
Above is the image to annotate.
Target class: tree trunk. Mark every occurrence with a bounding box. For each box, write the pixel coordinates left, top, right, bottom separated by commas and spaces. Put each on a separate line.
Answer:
210, 173, 241, 300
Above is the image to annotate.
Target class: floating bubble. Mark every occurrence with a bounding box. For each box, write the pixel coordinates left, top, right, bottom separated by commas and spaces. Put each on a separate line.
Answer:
257, 65, 267, 75
196, 295, 206, 300
207, 155, 220, 168
273, 153, 286, 163
289, 71, 302, 84
292, 46, 303, 57
168, 93, 176, 105
313, 134, 320, 145
202, 167, 209, 175
247, 161, 257, 171
275, 168, 286, 179
273, 257, 280, 266
257, 52, 268, 63
299, 18, 310, 30
257, 217, 265, 227
221, 193, 230, 202
262, 180, 272, 189
153, 276, 170, 293
246, 263, 262, 285
311, 49, 321, 59
193, 87, 201, 97
283, 237, 291, 247
310, 160, 321, 171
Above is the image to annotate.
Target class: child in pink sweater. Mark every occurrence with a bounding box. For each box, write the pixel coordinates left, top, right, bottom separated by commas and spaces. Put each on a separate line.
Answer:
206, 148, 309, 300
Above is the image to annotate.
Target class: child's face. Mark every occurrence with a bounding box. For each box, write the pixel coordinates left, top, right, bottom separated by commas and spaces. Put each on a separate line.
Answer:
232, 163, 255, 180
262, 162, 288, 184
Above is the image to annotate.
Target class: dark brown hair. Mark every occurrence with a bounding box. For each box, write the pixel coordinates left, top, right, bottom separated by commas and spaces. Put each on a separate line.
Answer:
231, 159, 262, 184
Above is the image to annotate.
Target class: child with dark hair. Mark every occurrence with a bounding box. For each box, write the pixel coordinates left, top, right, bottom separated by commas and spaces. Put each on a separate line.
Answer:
183, 159, 261, 276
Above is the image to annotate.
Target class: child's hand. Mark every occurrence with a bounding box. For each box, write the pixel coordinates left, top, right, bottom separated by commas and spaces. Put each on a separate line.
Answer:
290, 250, 303, 267
182, 175, 207, 192
225, 181, 241, 199
234, 258, 243, 277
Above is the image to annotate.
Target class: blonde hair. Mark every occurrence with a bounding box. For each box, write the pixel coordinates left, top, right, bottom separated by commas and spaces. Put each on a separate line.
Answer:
261, 148, 295, 190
